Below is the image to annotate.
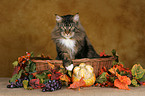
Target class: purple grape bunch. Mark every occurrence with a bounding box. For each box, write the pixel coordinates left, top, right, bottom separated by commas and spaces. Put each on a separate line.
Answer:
42, 80, 62, 92
7, 78, 23, 88
15, 78, 23, 87
7, 82, 18, 88
7, 76, 29, 88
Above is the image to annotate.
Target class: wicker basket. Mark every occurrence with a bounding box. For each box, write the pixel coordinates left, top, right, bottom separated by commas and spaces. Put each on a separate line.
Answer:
31, 56, 116, 76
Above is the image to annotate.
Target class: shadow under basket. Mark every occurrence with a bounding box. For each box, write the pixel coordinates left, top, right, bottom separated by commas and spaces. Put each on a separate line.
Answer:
31, 56, 116, 76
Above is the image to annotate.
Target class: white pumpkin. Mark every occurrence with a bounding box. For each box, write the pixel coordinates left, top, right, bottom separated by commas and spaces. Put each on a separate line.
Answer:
72, 63, 96, 86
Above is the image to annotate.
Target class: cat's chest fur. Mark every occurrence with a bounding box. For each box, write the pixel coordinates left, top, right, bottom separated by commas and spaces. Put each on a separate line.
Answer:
59, 38, 76, 53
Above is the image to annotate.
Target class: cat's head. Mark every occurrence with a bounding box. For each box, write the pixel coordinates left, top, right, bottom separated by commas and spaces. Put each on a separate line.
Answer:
55, 13, 80, 39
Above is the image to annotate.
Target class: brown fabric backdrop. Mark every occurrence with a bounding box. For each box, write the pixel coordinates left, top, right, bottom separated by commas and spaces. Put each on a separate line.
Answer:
0, 0, 145, 77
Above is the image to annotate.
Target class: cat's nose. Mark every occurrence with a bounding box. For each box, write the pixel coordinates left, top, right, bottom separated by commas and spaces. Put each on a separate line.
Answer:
65, 30, 70, 35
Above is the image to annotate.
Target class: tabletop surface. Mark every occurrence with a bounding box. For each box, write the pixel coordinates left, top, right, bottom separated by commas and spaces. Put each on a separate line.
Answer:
1, 78, 145, 96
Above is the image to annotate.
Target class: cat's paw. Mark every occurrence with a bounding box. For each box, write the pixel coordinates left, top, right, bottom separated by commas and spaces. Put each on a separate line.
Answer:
63, 59, 74, 71
65, 64, 74, 71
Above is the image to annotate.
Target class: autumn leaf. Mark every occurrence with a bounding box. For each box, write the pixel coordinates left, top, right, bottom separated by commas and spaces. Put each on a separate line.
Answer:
131, 64, 144, 79
47, 74, 51, 79
68, 77, 86, 89
68, 71, 72, 77
109, 76, 116, 83
26, 52, 31, 59
109, 67, 117, 75
99, 67, 107, 75
114, 74, 131, 90
12, 61, 18, 67
116, 64, 131, 74
142, 82, 145, 85
114, 79, 130, 90
29, 79, 43, 89
51, 72, 62, 80
106, 81, 114, 87
22, 80, 28, 89
47, 61, 55, 69
131, 78, 139, 87
100, 50, 107, 57
31, 72, 37, 77
96, 72, 107, 84
58, 65, 67, 74
139, 75, 145, 82
35, 72, 47, 80
12, 66, 20, 76
60, 74, 71, 86
95, 83, 99, 86
10, 69, 23, 83
118, 76, 131, 85
60, 74, 71, 82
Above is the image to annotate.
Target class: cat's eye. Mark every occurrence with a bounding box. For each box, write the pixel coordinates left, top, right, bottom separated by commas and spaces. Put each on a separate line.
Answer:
64, 26, 66, 29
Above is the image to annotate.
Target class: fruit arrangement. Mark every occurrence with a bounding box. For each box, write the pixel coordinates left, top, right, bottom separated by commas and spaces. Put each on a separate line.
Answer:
7, 52, 63, 91
7, 50, 145, 92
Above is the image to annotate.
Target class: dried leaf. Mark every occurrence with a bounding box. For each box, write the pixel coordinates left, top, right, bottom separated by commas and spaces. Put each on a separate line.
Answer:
114, 79, 130, 90
106, 82, 114, 87
60, 74, 71, 82
51, 72, 62, 80
22, 80, 28, 89
68, 77, 86, 89
29, 79, 42, 89
25, 66, 29, 72
95, 83, 99, 86
10, 70, 23, 83
28, 75, 34, 80
109, 68, 117, 75
96, 72, 107, 84
114, 75, 131, 90
9, 74, 18, 83
116, 64, 131, 74
58, 65, 67, 74
47, 61, 55, 69
31, 72, 37, 77
30, 52, 34, 57
99, 67, 107, 75
100, 50, 107, 57
111, 49, 116, 56
131, 78, 139, 87
131, 64, 144, 79
12, 61, 18, 67
35, 73, 47, 80
12, 66, 20, 76
47, 74, 51, 79
109, 76, 116, 82
142, 82, 145, 85
68, 71, 72, 77
30, 62, 36, 72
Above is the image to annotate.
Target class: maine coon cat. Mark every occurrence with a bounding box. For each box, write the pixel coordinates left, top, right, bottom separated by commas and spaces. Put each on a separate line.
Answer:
51, 13, 99, 71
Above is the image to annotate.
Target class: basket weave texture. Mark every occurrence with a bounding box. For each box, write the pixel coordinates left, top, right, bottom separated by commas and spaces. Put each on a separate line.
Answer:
31, 57, 116, 76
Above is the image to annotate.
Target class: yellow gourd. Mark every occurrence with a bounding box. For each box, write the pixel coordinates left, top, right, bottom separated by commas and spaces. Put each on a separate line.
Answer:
72, 63, 96, 86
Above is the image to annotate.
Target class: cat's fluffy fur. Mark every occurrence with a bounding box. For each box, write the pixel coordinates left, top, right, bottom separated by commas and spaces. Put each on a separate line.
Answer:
51, 13, 99, 68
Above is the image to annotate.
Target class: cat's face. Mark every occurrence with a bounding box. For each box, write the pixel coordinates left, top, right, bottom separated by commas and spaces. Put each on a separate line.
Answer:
55, 14, 79, 39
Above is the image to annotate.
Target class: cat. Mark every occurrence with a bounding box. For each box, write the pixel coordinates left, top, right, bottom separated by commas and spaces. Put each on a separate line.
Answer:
51, 13, 100, 71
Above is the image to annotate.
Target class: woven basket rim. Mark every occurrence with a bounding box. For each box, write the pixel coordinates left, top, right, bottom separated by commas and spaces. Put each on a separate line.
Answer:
31, 56, 116, 64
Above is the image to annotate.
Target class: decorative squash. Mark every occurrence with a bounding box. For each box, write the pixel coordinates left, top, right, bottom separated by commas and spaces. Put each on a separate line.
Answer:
72, 63, 96, 86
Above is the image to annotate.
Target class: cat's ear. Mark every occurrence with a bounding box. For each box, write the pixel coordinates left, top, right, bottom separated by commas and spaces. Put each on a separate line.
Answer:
55, 14, 62, 22
73, 13, 79, 22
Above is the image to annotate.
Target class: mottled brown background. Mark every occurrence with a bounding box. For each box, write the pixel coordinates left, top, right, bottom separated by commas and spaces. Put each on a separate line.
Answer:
0, 0, 145, 77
